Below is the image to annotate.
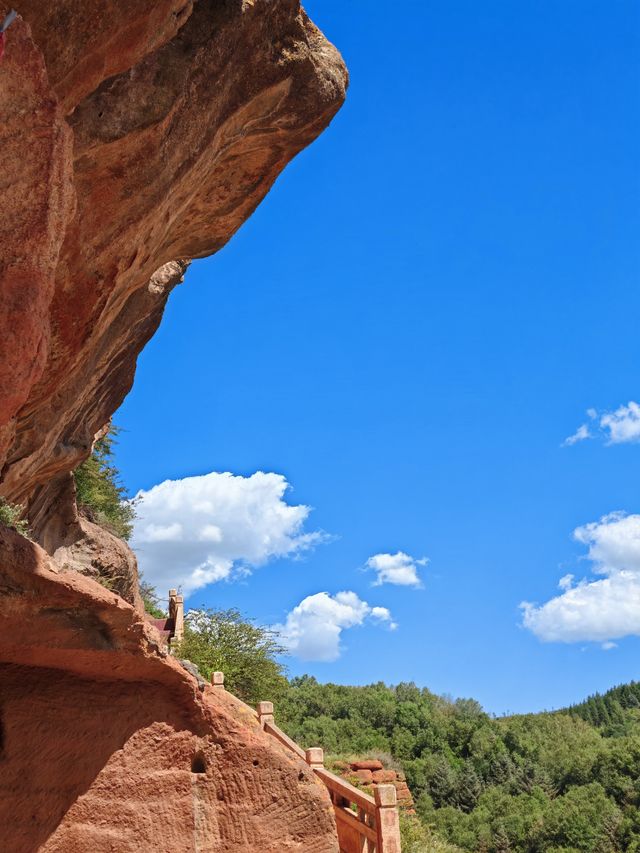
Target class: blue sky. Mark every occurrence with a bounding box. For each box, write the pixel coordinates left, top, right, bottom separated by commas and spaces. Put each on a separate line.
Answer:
116, 1, 640, 715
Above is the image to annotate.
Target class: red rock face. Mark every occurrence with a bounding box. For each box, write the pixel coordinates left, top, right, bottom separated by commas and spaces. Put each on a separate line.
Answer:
350, 760, 384, 772
0, 1, 346, 592
0, 527, 338, 852
353, 768, 375, 784
0, 1, 347, 542
372, 769, 399, 783
0, 3, 346, 850
0, 16, 74, 463
343, 761, 415, 810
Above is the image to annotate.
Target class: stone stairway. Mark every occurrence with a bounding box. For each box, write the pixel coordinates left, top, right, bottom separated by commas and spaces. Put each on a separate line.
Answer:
209, 673, 402, 853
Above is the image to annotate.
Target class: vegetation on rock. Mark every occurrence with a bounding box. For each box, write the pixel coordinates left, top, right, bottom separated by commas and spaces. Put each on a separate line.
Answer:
173, 607, 288, 706
73, 425, 136, 541
0, 498, 30, 537
139, 577, 166, 619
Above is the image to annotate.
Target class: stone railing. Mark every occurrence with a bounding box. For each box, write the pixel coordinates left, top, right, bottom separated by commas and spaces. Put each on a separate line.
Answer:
256, 700, 402, 853
210, 672, 401, 851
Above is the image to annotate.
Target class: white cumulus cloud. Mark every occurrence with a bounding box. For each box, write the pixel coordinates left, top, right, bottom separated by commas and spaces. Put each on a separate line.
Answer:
131, 471, 326, 596
564, 401, 640, 446
365, 551, 427, 587
273, 591, 397, 662
521, 512, 640, 644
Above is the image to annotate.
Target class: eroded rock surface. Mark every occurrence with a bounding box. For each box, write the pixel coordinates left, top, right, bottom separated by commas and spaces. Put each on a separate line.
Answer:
0, 528, 337, 852
0, 0, 346, 548
0, 2, 346, 850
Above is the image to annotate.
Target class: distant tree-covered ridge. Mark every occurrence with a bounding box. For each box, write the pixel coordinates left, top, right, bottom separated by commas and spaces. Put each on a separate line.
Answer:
565, 680, 640, 734
73, 424, 136, 541
277, 676, 640, 853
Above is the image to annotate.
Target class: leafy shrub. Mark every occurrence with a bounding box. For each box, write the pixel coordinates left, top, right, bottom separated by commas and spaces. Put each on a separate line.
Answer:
400, 811, 464, 852
0, 498, 30, 538
73, 425, 135, 541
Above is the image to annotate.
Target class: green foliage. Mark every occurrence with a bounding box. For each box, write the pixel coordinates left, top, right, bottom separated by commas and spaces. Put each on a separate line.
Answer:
566, 682, 640, 736
540, 783, 621, 852
0, 498, 30, 537
173, 607, 288, 706
276, 677, 640, 852
400, 811, 463, 852
73, 425, 135, 541
139, 577, 166, 619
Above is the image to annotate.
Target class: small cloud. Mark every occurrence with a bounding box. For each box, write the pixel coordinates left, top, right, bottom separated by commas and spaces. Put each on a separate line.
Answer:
131, 471, 327, 596
558, 573, 574, 591
562, 424, 591, 446
565, 401, 640, 446
600, 402, 640, 444
273, 591, 396, 662
602, 641, 617, 651
365, 551, 427, 587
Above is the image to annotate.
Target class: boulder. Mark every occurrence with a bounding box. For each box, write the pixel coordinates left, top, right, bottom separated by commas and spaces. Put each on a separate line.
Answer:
353, 769, 374, 784
372, 769, 398, 783
350, 759, 384, 771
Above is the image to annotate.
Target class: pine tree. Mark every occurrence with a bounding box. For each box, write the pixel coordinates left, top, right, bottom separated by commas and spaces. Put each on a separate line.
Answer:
429, 757, 456, 808
457, 762, 483, 813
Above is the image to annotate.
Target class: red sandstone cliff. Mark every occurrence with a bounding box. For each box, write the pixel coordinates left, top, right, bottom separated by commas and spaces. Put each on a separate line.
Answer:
0, 2, 347, 850
0, 527, 338, 852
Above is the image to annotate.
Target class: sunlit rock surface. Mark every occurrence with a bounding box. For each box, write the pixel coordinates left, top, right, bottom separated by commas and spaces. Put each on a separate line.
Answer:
0, 2, 346, 850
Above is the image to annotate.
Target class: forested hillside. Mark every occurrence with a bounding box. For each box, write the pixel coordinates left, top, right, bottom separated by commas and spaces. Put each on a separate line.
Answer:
567, 681, 640, 734
279, 677, 640, 852
144, 595, 640, 852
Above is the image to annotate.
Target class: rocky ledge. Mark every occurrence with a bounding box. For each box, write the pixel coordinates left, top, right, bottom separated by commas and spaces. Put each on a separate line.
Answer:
0, 2, 346, 850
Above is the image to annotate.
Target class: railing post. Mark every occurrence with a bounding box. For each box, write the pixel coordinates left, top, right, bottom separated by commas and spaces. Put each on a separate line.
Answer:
305, 747, 324, 769
374, 785, 401, 853
256, 701, 274, 728
210, 671, 224, 688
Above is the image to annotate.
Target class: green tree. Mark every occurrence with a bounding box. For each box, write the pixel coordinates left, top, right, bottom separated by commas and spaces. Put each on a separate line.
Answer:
73, 425, 135, 540
493, 823, 511, 853
457, 762, 483, 813
399, 810, 464, 852
539, 783, 621, 852
430, 757, 457, 808
174, 607, 288, 705
276, 675, 640, 852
